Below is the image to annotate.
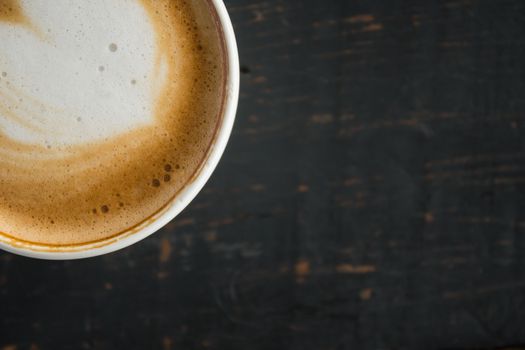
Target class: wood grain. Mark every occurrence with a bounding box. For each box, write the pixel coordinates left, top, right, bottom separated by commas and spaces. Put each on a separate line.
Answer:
2, 0, 525, 349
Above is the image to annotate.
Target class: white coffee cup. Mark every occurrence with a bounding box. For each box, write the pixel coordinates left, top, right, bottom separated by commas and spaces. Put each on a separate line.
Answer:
0, 0, 239, 260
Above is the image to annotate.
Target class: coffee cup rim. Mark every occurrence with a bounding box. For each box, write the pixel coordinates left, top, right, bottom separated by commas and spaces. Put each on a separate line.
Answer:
0, 0, 239, 260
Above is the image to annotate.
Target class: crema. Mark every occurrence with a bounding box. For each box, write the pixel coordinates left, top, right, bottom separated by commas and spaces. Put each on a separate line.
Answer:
0, 0, 225, 245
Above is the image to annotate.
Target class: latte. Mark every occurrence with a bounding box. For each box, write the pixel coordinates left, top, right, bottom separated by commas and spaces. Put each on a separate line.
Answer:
0, 0, 225, 245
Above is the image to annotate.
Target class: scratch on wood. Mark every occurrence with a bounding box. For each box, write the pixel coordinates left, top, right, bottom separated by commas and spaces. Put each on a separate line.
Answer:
312, 18, 338, 28
339, 247, 353, 256
337, 199, 366, 209
284, 95, 311, 103
338, 118, 420, 136
250, 184, 266, 192
183, 234, 193, 247
160, 238, 172, 263
444, 0, 472, 9
208, 217, 234, 228
204, 230, 218, 242
359, 288, 373, 300
174, 217, 194, 227
341, 113, 355, 121
425, 164, 523, 180
361, 23, 383, 32
387, 240, 399, 247
228, 3, 265, 12
252, 76, 267, 84
239, 125, 283, 136
251, 10, 264, 23
2, 345, 17, 350
444, 281, 525, 299
295, 259, 310, 283
315, 49, 353, 60
297, 184, 309, 193
338, 111, 479, 137
211, 243, 261, 258
347, 14, 375, 24
229, 2, 294, 20
427, 177, 525, 187
162, 336, 173, 350
336, 264, 376, 274
313, 14, 375, 28
425, 165, 525, 185
412, 15, 421, 27
157, 271, 169, 279
192, 202, 210, 210
439, 257, 470, 266
288, 323, 306, 332
456, 216, 497, 224
439, 41, 468, 48
427, 244, 475, 253
457, 218, 525, 231
343, 177, 361, 187
425, 152, 525, 168
310, 113, 334, 124
494, 177, 525, 185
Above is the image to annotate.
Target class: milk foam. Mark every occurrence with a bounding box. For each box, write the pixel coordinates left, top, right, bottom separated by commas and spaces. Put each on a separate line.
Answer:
0, 0, 167, 147
0, 0, 226, 245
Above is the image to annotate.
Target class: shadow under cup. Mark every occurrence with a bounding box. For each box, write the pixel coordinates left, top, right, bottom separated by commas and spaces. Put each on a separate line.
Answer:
0, 0, 239, 259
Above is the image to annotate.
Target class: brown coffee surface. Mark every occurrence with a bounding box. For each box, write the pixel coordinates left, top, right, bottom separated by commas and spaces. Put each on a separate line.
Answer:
0, 0, 225, 245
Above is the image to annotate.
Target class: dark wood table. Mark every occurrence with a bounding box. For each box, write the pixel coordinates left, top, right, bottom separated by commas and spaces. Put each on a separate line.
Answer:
2, 0, 525, 349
